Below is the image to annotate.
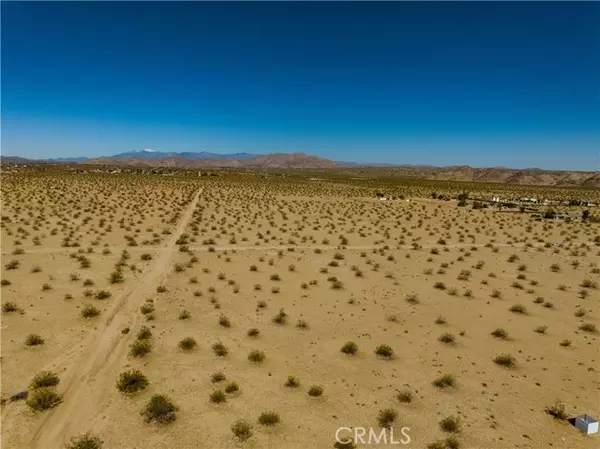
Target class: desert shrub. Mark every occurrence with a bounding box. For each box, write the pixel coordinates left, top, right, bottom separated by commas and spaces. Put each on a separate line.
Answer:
438, 333, 455, 344
397, 390, 413, 403
545, 402, 568, 420
95, 290, 111, 300
374, 344, 394, 359
64, 432, 104, 449
225, 381, 240, 394
509, 304, 527, 315
440, 416, 460, 433
25, 334, 44, 346
117, 370, 149, 394
231, 420, 253, 442
377, 408, 397, 428
534, 325, 547, 334
109, 270, 124, 284
210, 389, 227, 403
26, 387, 62, 411
581, 279, 598, 289
211, 372, 226, 383
258, 411, 280, 426
140, 253, 153, 261
137, 326, 152, 340
178, 310, 190, 320
179, 337, 197, 351
1, 279, 11, 286
30, 371, 60, 389
81, 305, 100, 318
579, 323, 597, 333
140, 304, 154, 315
433, 374, 456, 389
435, 316, 447, 325
341, 341, 358, 355
2, 301, 19, 313
141, 395, 178, 423
272, 308, 287, 325
212, 342, 228, 356
285, 375, 300, 388
491, 328, 508, 339
308, 385, 324, 397
559, 339, 572, 347
405, 294, 419, 305
219, 315, 231, 328
434, 281, 446, 290
247, 328, 260, 338
5, 259, 20, 270
493, 353, 516, 368
130, 340, 152, 358
248, 350, 265, 363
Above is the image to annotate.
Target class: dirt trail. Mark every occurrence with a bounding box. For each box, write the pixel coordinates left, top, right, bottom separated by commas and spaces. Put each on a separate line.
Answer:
28, 188, 202, 449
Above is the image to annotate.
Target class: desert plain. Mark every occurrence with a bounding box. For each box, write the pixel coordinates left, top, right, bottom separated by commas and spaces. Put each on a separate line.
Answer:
1, 168, 599, 449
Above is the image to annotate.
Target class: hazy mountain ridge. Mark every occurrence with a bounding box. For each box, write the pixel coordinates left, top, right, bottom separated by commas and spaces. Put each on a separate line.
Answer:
1, 152, 598, 187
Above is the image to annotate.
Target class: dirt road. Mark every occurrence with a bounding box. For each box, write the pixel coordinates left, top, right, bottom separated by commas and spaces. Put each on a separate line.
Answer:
28, 188, 203, 449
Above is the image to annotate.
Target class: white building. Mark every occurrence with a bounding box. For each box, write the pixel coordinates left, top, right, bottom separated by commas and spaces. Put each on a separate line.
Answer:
574, 415, 598, 434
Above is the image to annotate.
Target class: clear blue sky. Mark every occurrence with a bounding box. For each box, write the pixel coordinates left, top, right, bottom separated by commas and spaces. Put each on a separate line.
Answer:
2, 2, 599, 170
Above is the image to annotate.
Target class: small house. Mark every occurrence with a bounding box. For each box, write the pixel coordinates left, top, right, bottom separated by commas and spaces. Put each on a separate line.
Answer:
574, 415, 598, 434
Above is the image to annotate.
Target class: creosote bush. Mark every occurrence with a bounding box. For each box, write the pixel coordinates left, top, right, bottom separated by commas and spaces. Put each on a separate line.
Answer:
81, 305, 100, 318
440, 416, 461, 433
397, 390, 413, 403
141, 395, 178, 424
210, 389, 227, 404
493, 353, 517, 368
433, 374, 456, 389
308, 385, 324, 397
231, 420, 253, 442
26, 387, 62, 411
285, 375, 300, 388
178, 337, 197, 351
117, 370, 149, 394
341, 341, 358, 355
377, 408, 397, 428
375, 344, 394, 359
30, 371, 60, 390
130, 340, 152, 358
25, 334, 45, 346
248, 349, 266, 363
258, 411, 280, 426
64, 432, 104, 449
545, 402, 568, 420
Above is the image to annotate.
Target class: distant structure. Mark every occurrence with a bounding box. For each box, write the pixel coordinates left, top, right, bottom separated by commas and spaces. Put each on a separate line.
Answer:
520, 197, 538, 203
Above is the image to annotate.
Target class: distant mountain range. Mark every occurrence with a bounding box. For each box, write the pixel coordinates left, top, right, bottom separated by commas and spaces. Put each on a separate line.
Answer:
1, 150, 598, 187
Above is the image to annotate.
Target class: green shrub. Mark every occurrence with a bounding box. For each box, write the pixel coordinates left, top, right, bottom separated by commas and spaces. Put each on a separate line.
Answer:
231, 420, 253, 442
64, 432, 104, 449
25, 334, 45, 346
248, 350, 265, 363
30, 371, 60, 390
129, 340, 152, 358
210, 389, 227, 403
26, 387, 62, 411
81, 305, 100, 318
225, 381, 240, 394
178, 337, 197, 351
341, 341, 358, 355
545, 402, 568, 420
141, 395, 178, 423
247, 328, 260, 338
397, 390, 413, 403
493, 353, 517, 368
212, 342, 228, 356
374, 344, 394, 359
377, 408, 397, 428
491, 328, 508, 339
258, 411, 280, 426
116, 370, 149, 394
137, 326, 152, 340
308, 385, 324, 397
433, 374, 456, 389
285, 375, 300, 388
440, 416, 460, 433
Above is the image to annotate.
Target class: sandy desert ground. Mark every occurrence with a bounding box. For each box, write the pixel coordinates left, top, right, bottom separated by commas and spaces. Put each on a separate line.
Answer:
1, 170, 599, 449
